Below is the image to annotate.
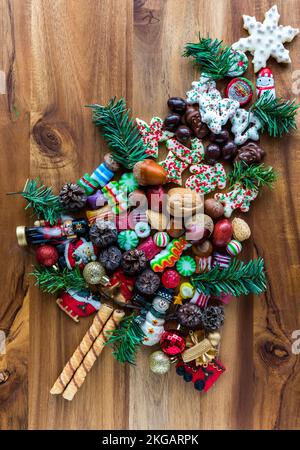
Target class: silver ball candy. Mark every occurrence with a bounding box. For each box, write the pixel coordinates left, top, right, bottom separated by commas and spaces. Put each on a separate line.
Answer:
149, 351, 171, 375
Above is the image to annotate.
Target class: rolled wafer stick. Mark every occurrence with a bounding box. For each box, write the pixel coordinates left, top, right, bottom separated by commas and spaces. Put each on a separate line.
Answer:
62, 309, 125, 401
50, 303, 113, 395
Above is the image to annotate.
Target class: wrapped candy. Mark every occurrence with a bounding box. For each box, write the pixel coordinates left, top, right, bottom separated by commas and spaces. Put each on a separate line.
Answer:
150, 237, 188, 272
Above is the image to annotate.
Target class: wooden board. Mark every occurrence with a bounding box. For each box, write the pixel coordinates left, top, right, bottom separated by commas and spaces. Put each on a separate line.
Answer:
0, 0, 299, 430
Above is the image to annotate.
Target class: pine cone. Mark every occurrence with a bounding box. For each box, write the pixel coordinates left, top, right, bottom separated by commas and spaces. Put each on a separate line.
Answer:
89, 220, 118, 248
136, 269, 160, 295
234, 142, 265, 164
177, 303, 203, 330
121, 249, 147, 275
99, 246, 122, 271
59, 183, 87, 211
201, 306, 224, 331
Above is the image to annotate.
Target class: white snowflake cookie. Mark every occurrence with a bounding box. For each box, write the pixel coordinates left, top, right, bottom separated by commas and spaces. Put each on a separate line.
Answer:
232, 5, 299, 73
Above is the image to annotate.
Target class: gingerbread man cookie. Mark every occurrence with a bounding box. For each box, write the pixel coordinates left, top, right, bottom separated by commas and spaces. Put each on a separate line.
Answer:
214, 182, 258, 217
136, 116, 174, 159
231, 109, 262, 145
186, 163, 227, 194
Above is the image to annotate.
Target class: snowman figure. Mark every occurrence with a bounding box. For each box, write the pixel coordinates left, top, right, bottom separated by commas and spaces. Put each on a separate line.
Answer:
140, 288, 173, 346
256, 67, 276, 99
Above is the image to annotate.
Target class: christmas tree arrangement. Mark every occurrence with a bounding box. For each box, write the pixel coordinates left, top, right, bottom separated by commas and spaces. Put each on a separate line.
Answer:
12, 5, 298, 398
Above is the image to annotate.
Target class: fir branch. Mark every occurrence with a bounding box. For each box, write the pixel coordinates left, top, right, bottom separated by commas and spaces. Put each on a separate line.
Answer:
8, 179, 63, 225
31, 265, 87, 294
105, 312, 145, 364
191, 258, 267, 297
183, 36, 235, 79
251, 92, 299, 138
228, 162, 277, 191
88, 97, 147, 169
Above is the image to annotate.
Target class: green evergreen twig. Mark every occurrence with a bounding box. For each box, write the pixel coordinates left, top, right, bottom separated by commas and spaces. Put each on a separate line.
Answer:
105, 312, 145, 364
191, 258, 267, 297
183, 36, 235, 80
228, 162, 277, 191
251, 92, 299, 138
31, 266, 87, 294
88, 97, 147, 169
8, 179, 63, 225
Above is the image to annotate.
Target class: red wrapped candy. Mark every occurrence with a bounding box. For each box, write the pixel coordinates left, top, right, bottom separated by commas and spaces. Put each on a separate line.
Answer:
36, 245, 59, 267
160, 330, 186, 356
161, 269, 181, 289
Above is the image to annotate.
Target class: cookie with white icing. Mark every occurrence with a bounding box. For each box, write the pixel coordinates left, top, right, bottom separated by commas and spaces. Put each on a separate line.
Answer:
232, 5, 299, 73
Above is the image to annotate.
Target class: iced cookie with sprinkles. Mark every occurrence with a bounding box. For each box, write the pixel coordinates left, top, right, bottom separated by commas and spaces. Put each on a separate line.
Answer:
215, 182, 258, 217
186, 163, 227, 194
231, 109, 262, 145
136, 117, 174, 159
166, 137, 204, 165
160, 151, 189, 185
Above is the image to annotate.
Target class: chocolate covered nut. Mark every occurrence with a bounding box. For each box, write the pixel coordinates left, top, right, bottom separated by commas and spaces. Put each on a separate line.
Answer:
167, 97, 187, 115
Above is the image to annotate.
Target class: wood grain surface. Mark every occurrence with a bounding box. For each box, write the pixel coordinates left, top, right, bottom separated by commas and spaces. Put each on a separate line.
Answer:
0, 0, 299, 430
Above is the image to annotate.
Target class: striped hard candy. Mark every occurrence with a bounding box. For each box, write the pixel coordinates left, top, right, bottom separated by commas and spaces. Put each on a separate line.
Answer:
226, 239, 242, 256
153, 231, 170, 248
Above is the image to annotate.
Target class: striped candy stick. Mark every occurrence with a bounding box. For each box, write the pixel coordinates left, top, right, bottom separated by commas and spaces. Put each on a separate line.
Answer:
50, 303, 113, 395
62, 309, 125, 401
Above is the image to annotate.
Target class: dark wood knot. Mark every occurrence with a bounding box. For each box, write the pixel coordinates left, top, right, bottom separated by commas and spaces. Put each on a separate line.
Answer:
32, 121, 62, 155
259, 340, 290, 367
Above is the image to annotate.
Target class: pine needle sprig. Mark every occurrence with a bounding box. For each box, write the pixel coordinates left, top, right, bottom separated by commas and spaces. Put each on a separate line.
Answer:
8, 179, 63, 225
191, 258, 267, 297
228, 162, 277, 191
105, 312, 145, 364
88, 97, 147, 169
30, 265, 87, 295
251, 92, 299, 138
183, 36, 235, 79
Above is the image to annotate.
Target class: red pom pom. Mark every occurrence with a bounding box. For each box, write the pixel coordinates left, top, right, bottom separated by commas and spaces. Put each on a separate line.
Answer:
161, 269, 180, 289
160, 330, 186, 356
36, 245, 59, 267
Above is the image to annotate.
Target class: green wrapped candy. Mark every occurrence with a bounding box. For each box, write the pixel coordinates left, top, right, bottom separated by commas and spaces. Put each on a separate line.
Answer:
176, 255, 196, 276
118, 230, 139, 251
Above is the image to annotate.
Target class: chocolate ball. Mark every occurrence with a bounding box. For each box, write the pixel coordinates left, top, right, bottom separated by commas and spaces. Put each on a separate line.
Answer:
176, 125, 191, 145
167, 97, 187, 115
163, 113, 181, 132
210, 130, 229, 144
222, 141, 237, 160
205, 143, 221, 161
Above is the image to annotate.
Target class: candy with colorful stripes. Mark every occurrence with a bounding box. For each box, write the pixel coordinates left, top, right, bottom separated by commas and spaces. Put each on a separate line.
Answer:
77, 173, 99, 195
226, 239, 242, 256
91, 163, 113, 188
212, 252, 231, 269
153, 231, 170, 248
189, 290, 210, 308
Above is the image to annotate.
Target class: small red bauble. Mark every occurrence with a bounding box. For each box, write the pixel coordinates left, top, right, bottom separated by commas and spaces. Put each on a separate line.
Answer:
161, 269, 181, 289
36, 245, 59, 267
160, 330, 186, 356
